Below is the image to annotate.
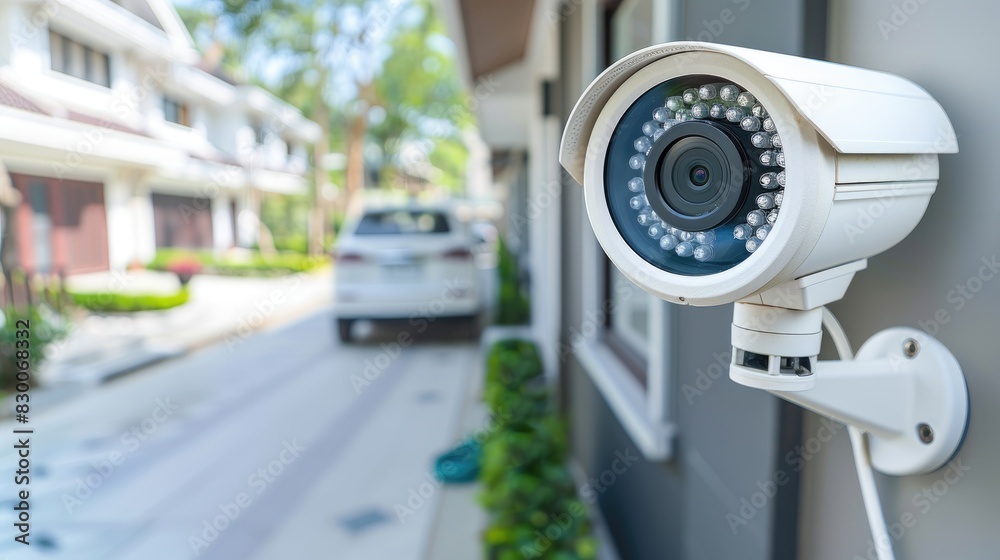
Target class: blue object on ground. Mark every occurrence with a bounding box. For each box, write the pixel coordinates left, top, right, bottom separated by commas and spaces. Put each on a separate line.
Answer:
433, 439, 482, 483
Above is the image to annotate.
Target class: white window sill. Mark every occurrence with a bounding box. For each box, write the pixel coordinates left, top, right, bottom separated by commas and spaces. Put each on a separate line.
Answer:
43, 69, 112, 94
573, 340, 676, 461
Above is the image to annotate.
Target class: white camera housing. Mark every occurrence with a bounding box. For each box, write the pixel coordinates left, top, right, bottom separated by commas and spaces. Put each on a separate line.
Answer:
561, 41, 957, 307
561, 42, 967, 476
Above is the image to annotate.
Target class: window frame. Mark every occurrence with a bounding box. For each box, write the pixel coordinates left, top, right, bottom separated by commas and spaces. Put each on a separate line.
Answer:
574, 229, 677, 461
162, 95, 191, 127
251, 119, 268, 145
610, 0, 657, 62
568, 0, 680, 462
48, 29, 111, 88
604, 262, 650, 385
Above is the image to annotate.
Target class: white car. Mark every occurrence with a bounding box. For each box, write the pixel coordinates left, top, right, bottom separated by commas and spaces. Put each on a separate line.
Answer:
333, 205, 481, 342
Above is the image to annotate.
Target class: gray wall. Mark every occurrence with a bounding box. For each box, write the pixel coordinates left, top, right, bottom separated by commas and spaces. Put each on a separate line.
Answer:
678, 0, 806, 54
559, 0, 999, 558
565, 307, 788, 560
799, 1, 1000, 558
559, 1, 817, 559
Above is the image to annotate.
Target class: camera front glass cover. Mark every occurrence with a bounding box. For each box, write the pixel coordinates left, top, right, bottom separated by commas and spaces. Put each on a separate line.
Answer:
604, 74, 786, 276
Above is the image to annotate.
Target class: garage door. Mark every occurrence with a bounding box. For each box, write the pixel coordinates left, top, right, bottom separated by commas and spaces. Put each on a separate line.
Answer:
152, 192, 214, 249
11, 173, 109, 275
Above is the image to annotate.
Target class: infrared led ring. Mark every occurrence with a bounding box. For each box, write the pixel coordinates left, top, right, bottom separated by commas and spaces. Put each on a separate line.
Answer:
606, 75, 785, 276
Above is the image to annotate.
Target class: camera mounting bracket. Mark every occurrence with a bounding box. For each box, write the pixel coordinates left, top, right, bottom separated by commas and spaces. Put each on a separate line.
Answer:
776, 328, 968, 475
728, 261, 969, 475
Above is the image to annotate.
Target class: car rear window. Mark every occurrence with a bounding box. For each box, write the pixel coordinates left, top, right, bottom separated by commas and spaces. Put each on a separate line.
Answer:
354, 210, 451, 235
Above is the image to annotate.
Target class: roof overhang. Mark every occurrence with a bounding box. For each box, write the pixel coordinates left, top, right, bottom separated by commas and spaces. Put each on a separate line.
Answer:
456, 0, 535, 79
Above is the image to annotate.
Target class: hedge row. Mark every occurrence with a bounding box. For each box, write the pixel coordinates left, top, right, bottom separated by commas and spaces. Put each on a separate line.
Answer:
479, 339, 597, 560
68, 287, 190, 312
148, 249, 326, 277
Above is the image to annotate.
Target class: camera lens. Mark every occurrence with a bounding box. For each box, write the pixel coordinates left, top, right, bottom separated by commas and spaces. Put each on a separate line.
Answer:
690, 165, 709, 186
643, 120, 748, 232
602, 75, 784, 276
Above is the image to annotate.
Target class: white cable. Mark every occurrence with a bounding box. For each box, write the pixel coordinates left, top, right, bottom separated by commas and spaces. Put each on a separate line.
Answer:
821, 307, 895, 560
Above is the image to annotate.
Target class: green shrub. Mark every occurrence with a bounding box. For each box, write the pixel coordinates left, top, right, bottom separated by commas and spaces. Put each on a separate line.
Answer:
69, 287, 190, 312
479, 339, 598, 560
258, 192, 314, 254
0, 305, 69, 390
147, 249, 326, 277
484, 339, 546, 417
273, 233, 309, 254
495, 239, 530, 325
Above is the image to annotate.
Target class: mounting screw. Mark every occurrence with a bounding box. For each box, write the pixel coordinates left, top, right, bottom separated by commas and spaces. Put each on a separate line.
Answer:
903, 339, 919, 358
917, 423, 934, 444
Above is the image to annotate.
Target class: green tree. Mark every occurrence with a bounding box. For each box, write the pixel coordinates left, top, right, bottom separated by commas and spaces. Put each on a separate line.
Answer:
186, 0, 474, 245
369, 0, 472, 192
192, 0, 383, 252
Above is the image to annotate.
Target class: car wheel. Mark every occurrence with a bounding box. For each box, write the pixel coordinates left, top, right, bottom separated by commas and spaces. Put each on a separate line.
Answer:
337, 319, 354, 343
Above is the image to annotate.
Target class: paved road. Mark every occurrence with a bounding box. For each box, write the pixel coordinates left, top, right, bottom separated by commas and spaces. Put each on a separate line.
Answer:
1, 310, 478, 560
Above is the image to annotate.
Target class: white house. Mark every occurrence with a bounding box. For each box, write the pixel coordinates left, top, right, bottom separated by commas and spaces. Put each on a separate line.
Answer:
0, 0, 320, 275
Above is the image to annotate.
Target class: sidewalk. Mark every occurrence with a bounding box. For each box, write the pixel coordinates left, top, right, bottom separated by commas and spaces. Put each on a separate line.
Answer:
40, 267, 332, 391
423, 332, 491, 560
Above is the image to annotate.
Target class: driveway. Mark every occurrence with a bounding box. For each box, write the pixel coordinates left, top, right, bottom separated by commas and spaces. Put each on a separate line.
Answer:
0, 310, 478, 560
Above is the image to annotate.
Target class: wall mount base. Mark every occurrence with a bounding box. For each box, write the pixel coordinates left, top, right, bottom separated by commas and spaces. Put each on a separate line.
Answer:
767, 328, 969, 475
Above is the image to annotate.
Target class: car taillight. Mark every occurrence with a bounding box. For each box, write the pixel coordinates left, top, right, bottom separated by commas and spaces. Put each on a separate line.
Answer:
336, 252, 366, 263
442, 247, 472, 260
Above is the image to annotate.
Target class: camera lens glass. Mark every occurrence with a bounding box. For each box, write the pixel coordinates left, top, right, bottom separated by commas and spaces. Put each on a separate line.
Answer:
604, 74, 785, 276
690, 166, 709, 186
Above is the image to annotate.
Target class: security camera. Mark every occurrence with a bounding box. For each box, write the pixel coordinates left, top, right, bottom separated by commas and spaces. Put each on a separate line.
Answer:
561, 42, 967, 476
561, 41, 957, 307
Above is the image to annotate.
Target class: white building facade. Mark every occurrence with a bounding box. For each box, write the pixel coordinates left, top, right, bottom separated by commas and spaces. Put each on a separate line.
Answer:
0, 0, 320, 275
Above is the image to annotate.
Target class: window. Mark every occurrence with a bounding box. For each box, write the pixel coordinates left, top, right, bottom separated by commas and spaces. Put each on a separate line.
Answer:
601, 0, 679, 373
163, 96, 191, 127
152, 193, 214, 249
251, 119, 268, 145
573, 250, 676, 460
611, 0, 655, 61
49, 30, 111, 87
607, 265, 651, 361
564, 0, 678, 461
28, 182, 52, 274
355, 211, 451, 235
